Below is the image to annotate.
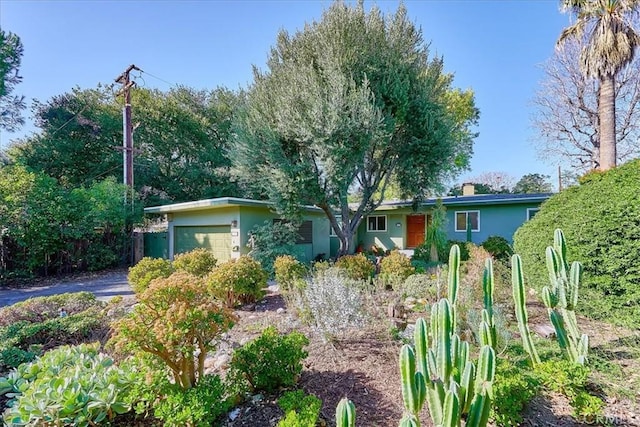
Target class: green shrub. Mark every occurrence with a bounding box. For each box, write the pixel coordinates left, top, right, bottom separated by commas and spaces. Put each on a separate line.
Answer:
154, 374, 231, 427
1, 343, 134, 425
513, 159, 640, 327
397, 273, 443, 301
0, 291, 103, 327
230, 326, 308, 393
0, 308, 107, 370
173, 248, 217, 277
247, 220, 300, 275
0, 347, 36, 369
425, 240, 470, 263
277, 390, 322, 427
206, 256, 268, 307
128, 257, 174, 294
534, 359, 604, 420
111, 272, 236, 389
274, 255, 307, 292
481, 235, 513, 262
491, 359, 539, 426
335, 253, 375, 281
379, 250, 415, 287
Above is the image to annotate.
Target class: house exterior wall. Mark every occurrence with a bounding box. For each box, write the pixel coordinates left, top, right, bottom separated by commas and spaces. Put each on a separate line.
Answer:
356, 211, 412, 252
445, 202, 541, 244
164, 205, 330, 263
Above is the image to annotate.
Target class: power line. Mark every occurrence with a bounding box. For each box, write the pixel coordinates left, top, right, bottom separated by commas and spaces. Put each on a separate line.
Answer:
139, 69, 175, 87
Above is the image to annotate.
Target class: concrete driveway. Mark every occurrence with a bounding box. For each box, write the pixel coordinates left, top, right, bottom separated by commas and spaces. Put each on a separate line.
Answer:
0, 270, 133, 307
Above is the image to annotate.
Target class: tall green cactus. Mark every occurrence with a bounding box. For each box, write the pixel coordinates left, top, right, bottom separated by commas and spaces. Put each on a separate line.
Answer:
481, 259, 497, 350
336, 398, 356, 427
542, 229, 589, 365
511, 254, 541, 366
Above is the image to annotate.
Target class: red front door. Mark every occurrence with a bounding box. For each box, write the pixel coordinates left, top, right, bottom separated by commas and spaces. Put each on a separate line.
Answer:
406, 215, 426, 248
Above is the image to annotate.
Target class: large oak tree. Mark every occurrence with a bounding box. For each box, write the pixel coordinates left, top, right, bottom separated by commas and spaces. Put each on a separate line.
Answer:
232, 2, 478, 255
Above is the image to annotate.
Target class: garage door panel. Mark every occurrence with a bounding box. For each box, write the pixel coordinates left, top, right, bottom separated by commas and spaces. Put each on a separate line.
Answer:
174, 226, 231, 261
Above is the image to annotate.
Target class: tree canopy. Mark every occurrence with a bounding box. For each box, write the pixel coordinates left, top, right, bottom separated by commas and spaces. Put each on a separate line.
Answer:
0, 29, 25, 132
7, 85, 243, 205
232, 1, 478, 255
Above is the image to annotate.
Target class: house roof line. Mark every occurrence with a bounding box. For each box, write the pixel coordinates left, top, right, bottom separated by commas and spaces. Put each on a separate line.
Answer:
144, 197, 324, 214
367, 193, 554, 210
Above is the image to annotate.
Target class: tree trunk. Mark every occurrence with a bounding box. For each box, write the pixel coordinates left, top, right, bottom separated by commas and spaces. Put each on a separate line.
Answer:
337, 229, 354, 257
598, 75, 617, 171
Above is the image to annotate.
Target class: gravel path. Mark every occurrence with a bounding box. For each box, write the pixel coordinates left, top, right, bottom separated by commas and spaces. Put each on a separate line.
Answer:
0, 270, 132, 307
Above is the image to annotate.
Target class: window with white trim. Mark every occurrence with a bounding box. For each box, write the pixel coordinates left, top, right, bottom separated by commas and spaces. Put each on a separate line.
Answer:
527, 208, 540, 221
455, 211, 480, 232
367, 215, 387, 232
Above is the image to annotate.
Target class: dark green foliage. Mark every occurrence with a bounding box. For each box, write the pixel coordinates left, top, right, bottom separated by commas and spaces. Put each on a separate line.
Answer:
8, 86, 243, 204
491, 359, 539, 426
0, 166, 140, 279
481, 236, 513, 262
230, 326, 309, 393
154, 374, 231, 427
512, 173, 553, 194
0, 293, 107, 371
414, 240, 469, 264
277, 390, 322, 427
248, 220, 301, 276
0, 29, 25, 131
534, 360, 604, 420
513, 159, 640, 327
0, 347, 36, 369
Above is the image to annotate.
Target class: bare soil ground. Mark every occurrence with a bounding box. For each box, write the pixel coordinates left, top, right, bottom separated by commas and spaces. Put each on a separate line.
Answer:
219, 288, 640, 427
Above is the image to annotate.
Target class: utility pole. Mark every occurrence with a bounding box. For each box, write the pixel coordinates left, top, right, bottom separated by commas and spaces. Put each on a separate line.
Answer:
115, 64, 141, 266
115, 64, 141, 190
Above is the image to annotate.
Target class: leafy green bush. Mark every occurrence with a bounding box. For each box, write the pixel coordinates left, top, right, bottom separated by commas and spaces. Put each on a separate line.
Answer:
379, 250, 415, 288
111, 272, 236, 389
206, 256, 268, 307
247, 220, 300, 275
277, 390, 322, 427
514, 159, 640, 327
0, 347, 36, 370
274, 255, 307, 292
481, 235, 513, 262
0, 295, 109, 368
335, 253, 375, 281
154, 374, 231, 427
420, 240, 471, 264
397, 273, 443, 301
0, 291, 103, 327
534, 359, 604, 420
127, 256, 174, 294
1, 343, 134, 425
173, 248, 217, 277
491, 359, 539, 426
229, 326, 308, 393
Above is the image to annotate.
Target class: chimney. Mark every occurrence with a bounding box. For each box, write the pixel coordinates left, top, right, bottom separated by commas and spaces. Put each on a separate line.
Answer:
462, 183, 475, 196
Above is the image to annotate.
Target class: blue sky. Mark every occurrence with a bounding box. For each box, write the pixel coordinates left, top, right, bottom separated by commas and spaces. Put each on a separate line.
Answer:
1, 0, 570, 187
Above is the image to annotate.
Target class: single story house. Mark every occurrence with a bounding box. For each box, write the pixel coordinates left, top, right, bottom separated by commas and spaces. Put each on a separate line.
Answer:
144, 187, 552, 260
143, 197, 330, 262
350, 187, 552, 254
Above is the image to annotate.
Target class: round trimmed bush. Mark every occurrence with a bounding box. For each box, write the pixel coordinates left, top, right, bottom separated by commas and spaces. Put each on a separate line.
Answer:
206, 256, 268, 307
380, 250, 415, 287
173, 248, 217, 277
334, 253, 375, 281
128, 257, 174, 294
513, 159, 640, 326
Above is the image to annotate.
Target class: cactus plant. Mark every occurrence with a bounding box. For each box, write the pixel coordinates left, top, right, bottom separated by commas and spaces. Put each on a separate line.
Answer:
541, 229, 588, 365
336, 398, 356, 427
481, 259, 497, 350
511, 254, 541, 366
